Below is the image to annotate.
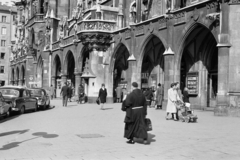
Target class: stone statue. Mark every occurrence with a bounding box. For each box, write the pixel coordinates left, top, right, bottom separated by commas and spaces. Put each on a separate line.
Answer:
166, 0, 171, 13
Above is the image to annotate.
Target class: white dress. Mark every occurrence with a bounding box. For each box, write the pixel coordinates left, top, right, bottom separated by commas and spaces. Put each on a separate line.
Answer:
166, 88, 180, 113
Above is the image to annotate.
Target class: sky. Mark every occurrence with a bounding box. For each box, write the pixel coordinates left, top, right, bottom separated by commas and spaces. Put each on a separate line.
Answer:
0, 0, 16, 6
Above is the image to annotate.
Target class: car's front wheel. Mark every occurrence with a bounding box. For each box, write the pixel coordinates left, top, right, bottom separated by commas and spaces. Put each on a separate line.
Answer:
47, 100, 50, 108
19, 106, 25, 115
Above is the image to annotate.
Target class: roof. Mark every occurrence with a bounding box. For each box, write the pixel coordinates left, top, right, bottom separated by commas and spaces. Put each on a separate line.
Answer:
0, 85, 28, 89
0, 4, 17, 13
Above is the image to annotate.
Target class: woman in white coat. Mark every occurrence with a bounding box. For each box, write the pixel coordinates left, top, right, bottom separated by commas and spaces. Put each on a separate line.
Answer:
166, 82, 181, 121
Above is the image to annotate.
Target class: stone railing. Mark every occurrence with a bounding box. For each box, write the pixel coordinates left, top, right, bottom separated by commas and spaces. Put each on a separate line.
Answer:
78, 20, 116, 32
52, 41, 60, 51
26, 14, 45, 27
52, 35, 76, 50
61, 35, 75, 46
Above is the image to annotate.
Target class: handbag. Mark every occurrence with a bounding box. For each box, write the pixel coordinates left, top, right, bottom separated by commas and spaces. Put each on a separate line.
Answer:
145, 118, 152, 131
96, 98, 100, 105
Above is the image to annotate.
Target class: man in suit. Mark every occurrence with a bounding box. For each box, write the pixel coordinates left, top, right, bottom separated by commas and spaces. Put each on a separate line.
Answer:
60, 82, 69, 107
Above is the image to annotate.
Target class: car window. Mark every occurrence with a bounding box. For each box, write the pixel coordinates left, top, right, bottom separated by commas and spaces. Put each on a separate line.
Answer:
22, 90, 29, 97
30, 89, 45, 96
0, 89, 20, 97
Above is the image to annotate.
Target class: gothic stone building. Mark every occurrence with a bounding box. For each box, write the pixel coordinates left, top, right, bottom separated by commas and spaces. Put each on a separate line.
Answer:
10, 0, 240, 110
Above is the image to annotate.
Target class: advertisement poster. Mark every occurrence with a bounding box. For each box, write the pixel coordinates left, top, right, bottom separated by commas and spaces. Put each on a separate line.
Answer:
186, 72, 198, 95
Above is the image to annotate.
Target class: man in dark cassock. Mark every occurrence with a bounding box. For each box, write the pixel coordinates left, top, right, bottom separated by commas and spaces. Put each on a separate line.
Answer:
122, 82, 148, 144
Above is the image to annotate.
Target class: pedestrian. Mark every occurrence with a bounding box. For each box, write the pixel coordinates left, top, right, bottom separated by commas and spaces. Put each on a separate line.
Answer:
98, 83, 107, 110
155, 83, 163, 109
115, 85, 122, 103
60, 82, 69, 107
50, 84, 55, 100
183, 87, 190, 108
175, 82, 183, 120
165, 83, 181, 121
144, 87, 153, 108
68, 85, 73, 102
78, 84, 84, 104
122, 87, 128, 100
121, 82, 148, 144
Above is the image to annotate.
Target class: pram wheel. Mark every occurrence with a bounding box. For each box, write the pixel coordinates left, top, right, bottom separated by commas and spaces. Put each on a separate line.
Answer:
185, 117, 190, 123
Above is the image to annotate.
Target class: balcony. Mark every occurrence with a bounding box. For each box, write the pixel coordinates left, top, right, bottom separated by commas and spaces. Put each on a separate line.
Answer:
78, 20, 117, 32
25, 14, 45, 27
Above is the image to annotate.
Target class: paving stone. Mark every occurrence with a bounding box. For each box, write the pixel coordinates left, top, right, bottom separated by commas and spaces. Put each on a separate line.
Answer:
0, 100, 240, 160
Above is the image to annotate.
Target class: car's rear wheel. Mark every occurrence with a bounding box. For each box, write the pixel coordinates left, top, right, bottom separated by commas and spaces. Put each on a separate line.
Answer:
33, 103, 37, 112
4, 109, 11, 118
20, 106, 25, 115
42, 103, 46, 110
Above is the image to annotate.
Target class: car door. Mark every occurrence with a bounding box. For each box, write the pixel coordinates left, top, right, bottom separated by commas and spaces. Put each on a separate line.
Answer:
22, 90, 30, 110
27, 90, 36, 109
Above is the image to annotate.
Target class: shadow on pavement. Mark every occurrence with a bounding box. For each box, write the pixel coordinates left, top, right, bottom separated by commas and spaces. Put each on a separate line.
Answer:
0, 137, 39, 150
0, 129, 29, 137
0, 114, 20, 124
102, 108, 113, 110
0, 132, 59, 150
134, 133, 156, 145
38, 105, 56, 112
32, 132, 59, 138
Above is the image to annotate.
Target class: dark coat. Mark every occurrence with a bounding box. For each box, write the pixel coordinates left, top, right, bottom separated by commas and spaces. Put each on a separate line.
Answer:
183, 90, 190, 103
156, 86, 163, 105
144, 90, 153, 100
68, 87, 73, 98
60, 86, 69, 97
121, 89, 148, 139
98, 88, 107, 103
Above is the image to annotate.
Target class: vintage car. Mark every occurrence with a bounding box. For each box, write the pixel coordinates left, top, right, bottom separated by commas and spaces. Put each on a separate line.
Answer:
0, 99, 12, 118
29, 88, 50, 110
0, 86, 38, 114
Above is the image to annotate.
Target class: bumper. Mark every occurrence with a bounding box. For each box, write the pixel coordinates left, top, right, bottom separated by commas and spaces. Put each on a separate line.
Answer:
11, 108, 19, 111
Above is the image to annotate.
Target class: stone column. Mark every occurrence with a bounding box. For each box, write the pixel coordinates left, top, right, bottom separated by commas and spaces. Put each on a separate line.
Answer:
136, 0, 142, 23
74, 72, 82, 96
217, 46, 229, 106
163, 54, 175, 109
117, 0, 124, 29
216, 3, 230, 108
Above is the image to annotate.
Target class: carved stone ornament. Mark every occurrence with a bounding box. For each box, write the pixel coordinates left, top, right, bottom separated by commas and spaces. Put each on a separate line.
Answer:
79, 33, 112, 51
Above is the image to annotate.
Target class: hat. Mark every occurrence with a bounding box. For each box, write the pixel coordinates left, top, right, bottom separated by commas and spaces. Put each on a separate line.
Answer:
132, 82, 138, 88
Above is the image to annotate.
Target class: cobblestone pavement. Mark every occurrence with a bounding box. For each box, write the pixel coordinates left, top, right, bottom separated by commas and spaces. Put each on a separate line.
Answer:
0, 99, 240, 160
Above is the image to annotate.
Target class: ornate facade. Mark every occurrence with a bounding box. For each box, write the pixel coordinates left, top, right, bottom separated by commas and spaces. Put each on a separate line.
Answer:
10, 0, 240, 110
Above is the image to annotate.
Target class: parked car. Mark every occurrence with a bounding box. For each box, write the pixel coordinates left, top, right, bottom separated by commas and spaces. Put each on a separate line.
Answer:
0, 86, 38, 114
29, 88, 50, 110
0, 99, 12, 118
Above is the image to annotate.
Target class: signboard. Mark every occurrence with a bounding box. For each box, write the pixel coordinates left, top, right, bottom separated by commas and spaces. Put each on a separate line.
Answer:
186, 72, 198, 95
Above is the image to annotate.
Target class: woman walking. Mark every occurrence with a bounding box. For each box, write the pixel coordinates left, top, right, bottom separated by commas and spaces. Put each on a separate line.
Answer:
166, 83, 181, 121
98, 83, 107, 110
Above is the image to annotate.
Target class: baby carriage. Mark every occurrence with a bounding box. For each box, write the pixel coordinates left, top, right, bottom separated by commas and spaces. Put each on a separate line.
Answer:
176, 101, 198, 123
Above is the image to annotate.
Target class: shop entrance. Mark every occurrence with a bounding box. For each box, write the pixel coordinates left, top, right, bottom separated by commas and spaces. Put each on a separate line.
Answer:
66, 51, 75, 87
180, 24, 218, 107
113, 44, 129, 102
53, 55, 62, 98
141, 35, 165, 92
